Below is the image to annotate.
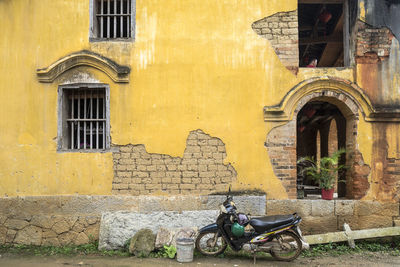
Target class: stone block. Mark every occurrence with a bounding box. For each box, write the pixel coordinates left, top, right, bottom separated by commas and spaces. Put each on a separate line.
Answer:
6, 229, 16, 243
311, 200, 334, 216
155, 227, 174, 249
338, 215, 360, 230
42, 229, 58, 238
72, 221, 85, 233
66, 217, 79, 228
14, 225, 42, 245
4, 219, 29, 230
31, 215, 55, 229
335, 200, 355, 216
0, 216, 7, 225
205, 195, 266, 216
58, 231, 78, 246
0, 226, 6, 244
52, 220, 71, 234
98, 210, 219, 250
355, 201, 399, 216
266, 200, 311, 217
83, 224, 100, 240
357, 215, 393, 229
74, 232, 89, 245
300, 216, 338, 235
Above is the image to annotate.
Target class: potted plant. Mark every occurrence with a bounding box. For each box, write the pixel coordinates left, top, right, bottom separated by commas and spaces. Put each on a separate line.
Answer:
297, 149, 346, 200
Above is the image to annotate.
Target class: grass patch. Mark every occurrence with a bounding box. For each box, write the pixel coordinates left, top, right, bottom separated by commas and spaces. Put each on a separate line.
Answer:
301, 239, 400, 258
0, 240, 129, 257
193, 239, 400, 260
2, 239, 400, 259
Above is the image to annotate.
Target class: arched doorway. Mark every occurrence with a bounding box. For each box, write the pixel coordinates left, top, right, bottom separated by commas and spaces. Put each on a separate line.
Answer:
264, 78, 375, 199
296, 101, 347, 198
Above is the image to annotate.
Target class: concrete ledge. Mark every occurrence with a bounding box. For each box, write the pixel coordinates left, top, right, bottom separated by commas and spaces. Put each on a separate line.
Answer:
0, 195, 266, 216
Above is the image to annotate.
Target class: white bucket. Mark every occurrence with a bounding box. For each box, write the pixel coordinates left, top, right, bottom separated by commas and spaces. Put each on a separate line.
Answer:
176, 238, 194, 263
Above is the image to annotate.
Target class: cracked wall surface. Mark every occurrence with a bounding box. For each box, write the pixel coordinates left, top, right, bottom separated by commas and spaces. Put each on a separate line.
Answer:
252, 10, 299, 74
112, 130, 237, 195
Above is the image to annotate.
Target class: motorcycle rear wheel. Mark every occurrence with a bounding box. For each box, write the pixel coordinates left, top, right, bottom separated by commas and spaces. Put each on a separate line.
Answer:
270, 231, 302, 261
195, 231, 227, 256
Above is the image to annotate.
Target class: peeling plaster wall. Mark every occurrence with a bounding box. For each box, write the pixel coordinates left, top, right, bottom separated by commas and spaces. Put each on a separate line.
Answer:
0, 0, 301, 198
252, 10, 299, 74
361, 0, 400, 40
357, 0, 400, 108
1, 0, 400, 202
111, 130, 237, 195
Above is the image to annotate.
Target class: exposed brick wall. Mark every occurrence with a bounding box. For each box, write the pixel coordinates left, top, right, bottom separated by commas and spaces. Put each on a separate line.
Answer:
382, 158, 400, 200
265, 121, 297, 199
347, 150, 371, 199
356, 21, 394, 61
112, 130, 237, 195
252, 10, 299, 74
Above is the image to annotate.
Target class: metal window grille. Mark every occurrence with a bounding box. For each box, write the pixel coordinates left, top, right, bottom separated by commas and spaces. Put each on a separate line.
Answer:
63, 87, 107, 150
95, 0, 132, 38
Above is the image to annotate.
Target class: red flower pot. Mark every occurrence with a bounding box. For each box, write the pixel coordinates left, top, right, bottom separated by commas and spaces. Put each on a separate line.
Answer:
321, 188, 334, 200
319, 10, 332, 24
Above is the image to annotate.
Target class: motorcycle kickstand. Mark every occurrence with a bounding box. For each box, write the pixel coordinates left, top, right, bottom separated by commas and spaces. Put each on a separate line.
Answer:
252, 249, 256, 265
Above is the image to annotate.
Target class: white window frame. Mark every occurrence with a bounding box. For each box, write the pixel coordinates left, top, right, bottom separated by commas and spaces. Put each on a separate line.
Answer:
57, 84, 111, 152
89, 0, 136, 41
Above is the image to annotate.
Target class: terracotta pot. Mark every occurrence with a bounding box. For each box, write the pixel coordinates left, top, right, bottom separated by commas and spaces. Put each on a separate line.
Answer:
319, 10, 332, 23
321, 188, 334, 200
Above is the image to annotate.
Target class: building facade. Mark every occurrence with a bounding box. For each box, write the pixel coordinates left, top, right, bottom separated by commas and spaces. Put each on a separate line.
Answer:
1, 0, 400, 245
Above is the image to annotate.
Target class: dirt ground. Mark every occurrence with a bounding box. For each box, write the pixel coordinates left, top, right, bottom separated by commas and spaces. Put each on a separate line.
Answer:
0, 252, 400, 267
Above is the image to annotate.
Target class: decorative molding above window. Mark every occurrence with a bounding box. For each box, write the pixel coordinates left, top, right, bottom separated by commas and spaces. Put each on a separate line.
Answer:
36, 50, 130, 83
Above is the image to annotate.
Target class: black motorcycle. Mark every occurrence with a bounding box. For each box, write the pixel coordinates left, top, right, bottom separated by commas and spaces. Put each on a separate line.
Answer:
195, 189, 305, 261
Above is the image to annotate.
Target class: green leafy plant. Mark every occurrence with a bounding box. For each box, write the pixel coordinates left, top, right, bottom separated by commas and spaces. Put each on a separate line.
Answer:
149, 245, 177, 258
162, 245, 177, 259
297, 149, 346, 190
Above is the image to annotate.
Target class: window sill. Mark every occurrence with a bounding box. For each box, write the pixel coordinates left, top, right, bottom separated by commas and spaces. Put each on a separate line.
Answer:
57, 149, 112, 153
89, 38, 134, 43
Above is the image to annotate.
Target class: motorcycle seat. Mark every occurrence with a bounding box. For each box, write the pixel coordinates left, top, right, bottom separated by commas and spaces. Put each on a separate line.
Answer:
249, 214, 294, 233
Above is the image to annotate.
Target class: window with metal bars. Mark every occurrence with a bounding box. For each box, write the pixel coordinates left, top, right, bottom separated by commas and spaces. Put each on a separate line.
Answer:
58, 85, 110, 151
91, 0, 135, 40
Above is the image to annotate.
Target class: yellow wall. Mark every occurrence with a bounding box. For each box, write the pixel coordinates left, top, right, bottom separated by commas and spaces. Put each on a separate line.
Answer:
0, 0, 377, 199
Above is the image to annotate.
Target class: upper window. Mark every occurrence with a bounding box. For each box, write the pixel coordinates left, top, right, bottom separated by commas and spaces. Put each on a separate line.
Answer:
90, 0, 136, 41
58, 84, 110, 152
298, 0, 349, 67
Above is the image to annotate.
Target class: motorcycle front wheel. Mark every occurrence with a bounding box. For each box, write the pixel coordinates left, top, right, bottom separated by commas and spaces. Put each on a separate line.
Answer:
195, 231, 227, 256
270, 231, 302, 261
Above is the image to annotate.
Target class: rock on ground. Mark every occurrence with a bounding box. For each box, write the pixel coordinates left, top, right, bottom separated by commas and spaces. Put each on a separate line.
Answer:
128, 228, 156, 257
